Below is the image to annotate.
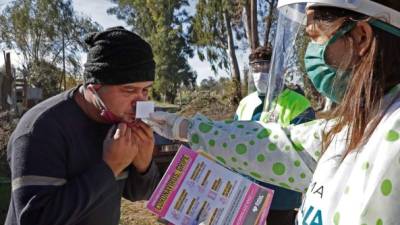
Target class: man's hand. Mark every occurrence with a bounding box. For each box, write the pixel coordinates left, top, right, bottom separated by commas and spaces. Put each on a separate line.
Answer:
130, 121, 155, 173
103, 123, 139, 177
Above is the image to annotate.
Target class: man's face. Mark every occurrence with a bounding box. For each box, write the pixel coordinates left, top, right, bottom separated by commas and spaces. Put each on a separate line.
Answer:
96, 81, 153, 123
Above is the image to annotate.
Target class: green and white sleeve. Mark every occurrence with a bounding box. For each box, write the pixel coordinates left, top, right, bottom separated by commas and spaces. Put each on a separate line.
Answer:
187, 113, 328, 193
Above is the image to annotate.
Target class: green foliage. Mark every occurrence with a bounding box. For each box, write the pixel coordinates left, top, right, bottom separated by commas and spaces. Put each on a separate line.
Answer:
0, 0, 100, 93
190, 0, 231, 72
108, 0, 197, 104
28, 60, 62, 98
180, 77, 236, 120
189, 0, 244, 106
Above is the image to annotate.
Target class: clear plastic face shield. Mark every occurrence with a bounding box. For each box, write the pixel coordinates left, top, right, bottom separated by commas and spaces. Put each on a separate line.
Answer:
249, 60, 271, 95
263, 3, 308, 113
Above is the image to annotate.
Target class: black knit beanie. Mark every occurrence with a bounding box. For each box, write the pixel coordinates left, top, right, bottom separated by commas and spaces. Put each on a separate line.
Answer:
83, 26, 155, 85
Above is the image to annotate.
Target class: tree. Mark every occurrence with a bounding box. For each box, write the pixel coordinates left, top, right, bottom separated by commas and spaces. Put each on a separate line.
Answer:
263, 0, 278, 46
0, 0, 100, 95
108, 0, 197, 104
190, 0, 243, 106
233, 0, 277, 50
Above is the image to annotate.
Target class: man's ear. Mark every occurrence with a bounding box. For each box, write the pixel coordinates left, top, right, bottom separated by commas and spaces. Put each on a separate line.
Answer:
351, 21, 374, 57
86, 84, 102, 93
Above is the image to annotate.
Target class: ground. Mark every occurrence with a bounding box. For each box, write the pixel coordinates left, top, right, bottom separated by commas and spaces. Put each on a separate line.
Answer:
119, 200, 164, 225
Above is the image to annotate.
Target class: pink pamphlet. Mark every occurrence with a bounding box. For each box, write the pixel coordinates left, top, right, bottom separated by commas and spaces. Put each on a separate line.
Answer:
147, 145, 274, 225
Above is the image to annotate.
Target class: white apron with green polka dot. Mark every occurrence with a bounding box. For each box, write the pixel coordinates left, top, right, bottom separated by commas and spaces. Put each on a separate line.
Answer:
187, 85, 400, 225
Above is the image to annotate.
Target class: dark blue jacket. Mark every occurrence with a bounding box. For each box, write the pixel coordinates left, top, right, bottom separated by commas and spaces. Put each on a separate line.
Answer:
5, 87, 160, 225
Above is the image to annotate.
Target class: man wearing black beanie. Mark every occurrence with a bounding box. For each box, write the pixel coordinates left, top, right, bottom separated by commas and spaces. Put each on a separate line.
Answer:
5, 27, 160, 225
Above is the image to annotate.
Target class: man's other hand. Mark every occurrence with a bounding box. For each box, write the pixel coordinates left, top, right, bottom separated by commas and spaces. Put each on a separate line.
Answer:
130, 121, 155, 173
103, 123, 139, 177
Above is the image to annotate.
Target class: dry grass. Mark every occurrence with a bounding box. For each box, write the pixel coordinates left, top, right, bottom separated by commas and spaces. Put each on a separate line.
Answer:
119, 200, 166, 225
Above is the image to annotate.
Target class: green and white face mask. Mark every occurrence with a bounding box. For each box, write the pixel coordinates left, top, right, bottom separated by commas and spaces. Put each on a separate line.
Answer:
304, 22, 356, 103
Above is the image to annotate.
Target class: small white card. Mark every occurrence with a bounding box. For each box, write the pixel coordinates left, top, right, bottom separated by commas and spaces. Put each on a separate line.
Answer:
135, 101, 155, 119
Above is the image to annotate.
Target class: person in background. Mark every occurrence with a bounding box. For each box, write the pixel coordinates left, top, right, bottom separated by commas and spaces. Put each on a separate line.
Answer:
148, 0, 400, 224
5, 27, 160, 225
235, 46, 314, 225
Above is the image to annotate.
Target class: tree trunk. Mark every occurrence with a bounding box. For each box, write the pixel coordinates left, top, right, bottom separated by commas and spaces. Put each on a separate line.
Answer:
62, 31, 66, 90
264, 0, 276, 46
224, 11, 242, 106
243, 68, 249, 96
243, 2, 253, 49
1, 52, 13, 111
250, 0, 259, 50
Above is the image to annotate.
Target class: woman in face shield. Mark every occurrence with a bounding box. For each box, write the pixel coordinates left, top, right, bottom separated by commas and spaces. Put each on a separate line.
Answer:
148, 0, 400, 224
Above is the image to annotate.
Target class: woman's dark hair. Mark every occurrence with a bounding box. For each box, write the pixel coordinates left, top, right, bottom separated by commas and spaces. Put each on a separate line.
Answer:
310, 1, 400, 155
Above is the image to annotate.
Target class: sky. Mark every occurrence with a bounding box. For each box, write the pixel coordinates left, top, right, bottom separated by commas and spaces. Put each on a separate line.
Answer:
0, 0, 249, 84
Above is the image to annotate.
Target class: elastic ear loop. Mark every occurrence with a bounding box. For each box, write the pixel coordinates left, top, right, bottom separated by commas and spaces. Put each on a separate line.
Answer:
87, 85, 108, 111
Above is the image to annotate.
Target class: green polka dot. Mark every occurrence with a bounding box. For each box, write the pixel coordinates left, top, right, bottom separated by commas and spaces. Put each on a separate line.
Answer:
272, 163, 286, 176
243, 162, 248, 166
381, 179, 392, 196
222, 143, 228, 148
214, 130, 219, 135
293, 142, 304, 152
224, 120, 234, 124
279, 183, 290, 189
268, 143, 277, 151
216, 156, 226, 164
386, 130, 400, 142
288, 177, 295, 183
208, 139, 216, 147
362, 162, 370, 170
249, 140, 255, 145
230, 134, 236, 139
376, 219, 383, 225
333, 212, 340, 225
315, 151, 321, 157
199, 123, 213, 133
253, 128, 259, 132
300, 173, 306, 179
235, 144, 247, 155
257, 129, 271, 139
231, 157, 237, 162
313, 132, 320, 139
294, 160, 301, 167
237, 124, 245, 128
285, 145, 291, 151
250, 172, 262, 179
257, 154, 266, 162
273, 135, 279, 139
269, 178, 275, 182
191, 134, 199, 144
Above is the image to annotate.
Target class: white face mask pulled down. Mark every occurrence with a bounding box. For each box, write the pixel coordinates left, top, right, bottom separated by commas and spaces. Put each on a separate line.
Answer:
252, 72, 269, 95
